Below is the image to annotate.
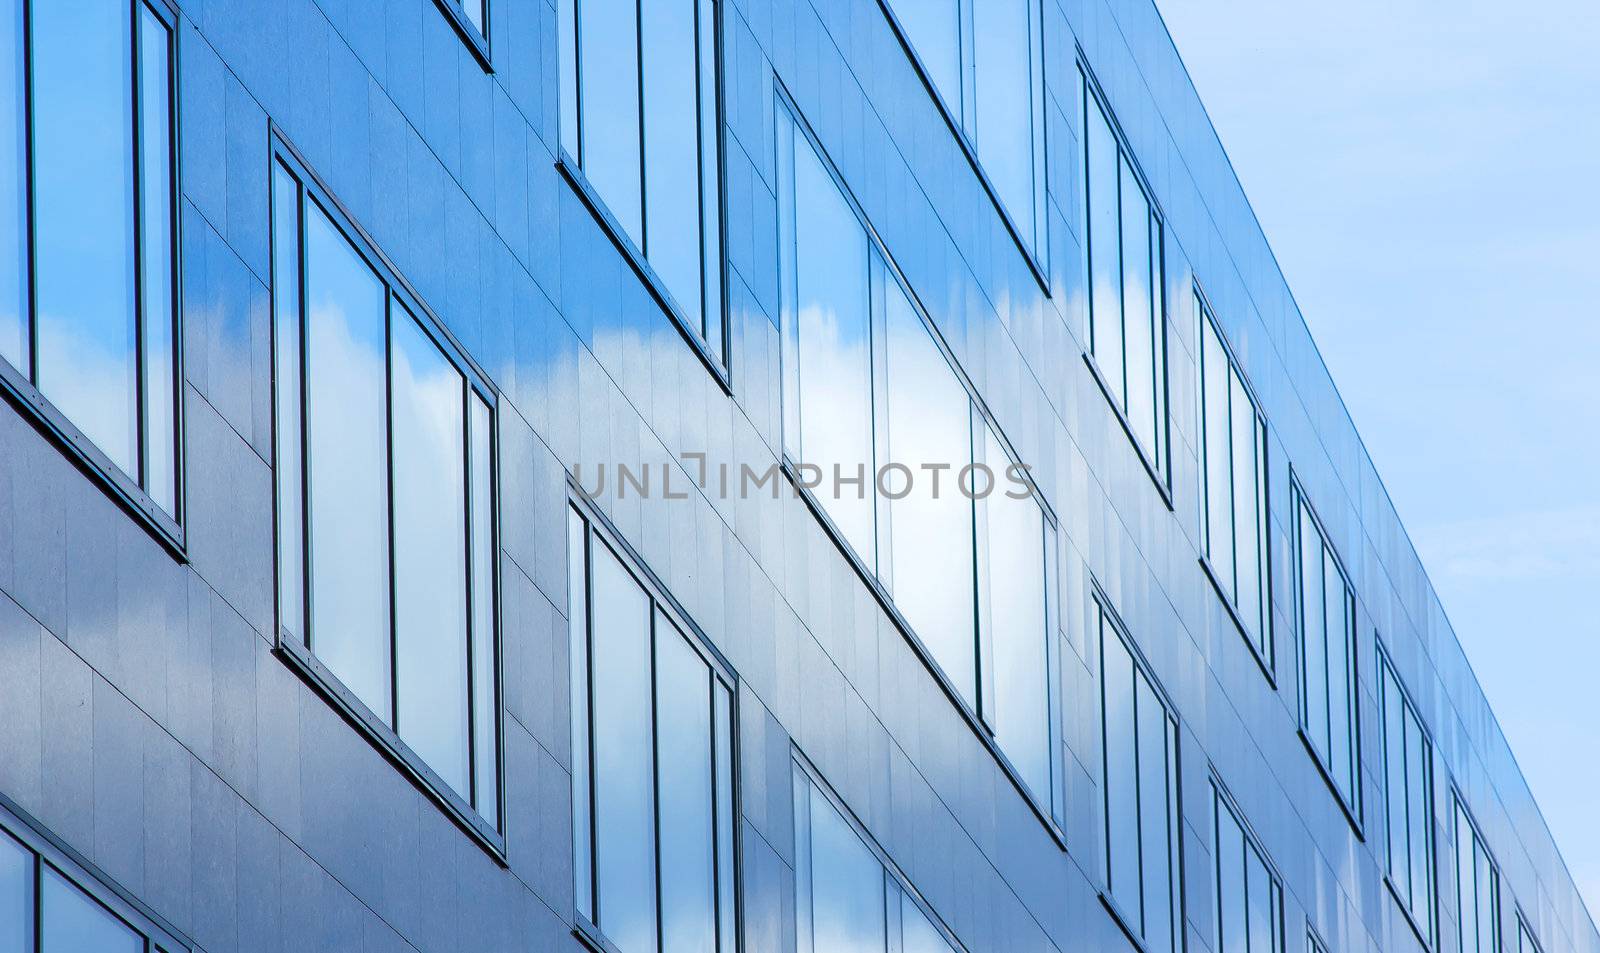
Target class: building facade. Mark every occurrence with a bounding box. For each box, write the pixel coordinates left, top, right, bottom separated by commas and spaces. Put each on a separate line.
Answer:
0, 0, 1591, 952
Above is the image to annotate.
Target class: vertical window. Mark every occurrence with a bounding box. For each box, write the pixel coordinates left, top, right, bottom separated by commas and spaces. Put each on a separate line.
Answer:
1099, 598, 1181, 953
775, 96, 1061, 824
794, 764, 960, 953
0, 804, 189, 953
1197, 292, 1271, 667
1213, 781, 1284, 953
1516, 914, 1541, 953
1379, 650, 1436, 946
568, 504, 740, 953
0, 0, 181, 530
1291, 478, 1362, 824
881, 0, 1047, 259
558, 0, 726, 364
1081, 69, 1168, 487
271, 151, 502, 840
1453, 798, 1501, 953
437, 0, 488, 50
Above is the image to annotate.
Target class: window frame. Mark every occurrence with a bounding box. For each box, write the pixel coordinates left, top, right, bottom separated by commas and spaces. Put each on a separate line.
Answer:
1211, 774, 1286, 953
555, 0, 731, 390
267, 129, 507, 861
1376, 643, 1438, 951
0, 791, 192, 953
0, 0, 186, 556
871, 0, 1050, 289
1451, 792, 1503, 953
1194, 283, 1274, 682
1078, 60, 1173, 506
1515, 909, 1542, 953
431, 0, 492, 71
792, 750, 967, 953
1288, 472, 1365, 835
772, 83, 1067, 846
567, 489, 743, 953
1095, 587, 1186, 953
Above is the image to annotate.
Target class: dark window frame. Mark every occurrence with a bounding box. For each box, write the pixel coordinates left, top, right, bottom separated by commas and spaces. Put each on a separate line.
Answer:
566, 488, 743, 953
1376, 642, 1439, 951
0, 791, 192, 953
1211, 773, 1287, 953
1194, 282, 1274, 682
0, 0, 186, 557
555, 0, 731, 390
771, 81, 1068, 847
1078, 59, 1173, 508
267, 128, 507, 861
1094, 586, 1186, 953
870, 0, 1051, 291
1451, 791, 1504, 953
431, 0, 492, 72
1288, 471, 1365, 836
1515, 909, 1542, 953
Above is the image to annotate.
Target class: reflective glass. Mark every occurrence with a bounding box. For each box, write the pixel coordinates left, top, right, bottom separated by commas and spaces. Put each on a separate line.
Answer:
1297, 500, 1328, 758
305, 205, 392, 719
1475, 844, 1496, 953
392, 305, 470, 797
0, 831, 28, 953
885, 286, 975, 703
1102, 621, 1140, 915
1323, 552, 1353, 803
273, 167, 305, 645
695, 0, 724, 355
1456, 803, 1478, 953
1216, 800, 1247, 953
1137, 677, 1174, 953
568, 510, 594, 921
1121, 164, 1154, 447
1200, 312, 1234, 598
1230, 374, 1261, 637
1085, 95, 1123, 406
901, 891, 952, 953
469, 394, 498, 824
809, 789, 885, 953
891, 0, 962, 112
579, 0, 643, 242
714, 684, 737, 953
1246, 845, 1274, 953
1381, 668, 1409, 897
985, 449, 1050, 801
139, 9, 177, 516
1404, 711, 1432, 935
590, 542, 657, 953
790, 134, 875, 559
642, 0, 703, 326
0, 0, 24, 373
559, 0, 578, 157
464, 0, 486, 36
656, 623, 716, 953
33, 0, 139, 476
41, 867, 141, 953
972, 0, 1034, 241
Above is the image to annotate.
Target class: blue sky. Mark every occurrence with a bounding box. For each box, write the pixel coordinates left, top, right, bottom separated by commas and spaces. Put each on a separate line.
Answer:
1155, 0, 1600, 917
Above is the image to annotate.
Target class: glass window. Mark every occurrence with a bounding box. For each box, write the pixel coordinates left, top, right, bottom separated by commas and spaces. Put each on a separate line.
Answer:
1291, 479, 1362, 823
1214, 781, 1283, 953
794, 766, 957, 953
1197, 294, 1271, 665
0, 831, 28, 953
776, 97, 1060, 823
558, 0, 725, 361
1, 0, 180, 522
883, 0, 1046, 256
1379, 651, 1435, 944
441, 0, 487, 44
1081, 70, 1168, 485
1099, 601, 1181, 953
271, 152, 502, 833
1517, 915, 1541, 953
42, 867, 142, 953
1454, 798, 1501, 953
568, 506, 740, 953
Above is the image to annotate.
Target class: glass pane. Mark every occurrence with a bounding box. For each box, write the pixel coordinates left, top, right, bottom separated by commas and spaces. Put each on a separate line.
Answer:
392, 305, 470, 797
1137, 678, 1174, 953
1405, 712, 1432, 937
1245, 844, 1273, 953
559, 0, 578, 157
469, 394, 498, 825
0, 831, 29, 953
642, 0, 704, 327
1120, 162, 1154, 448
1199, 312, 1233, 596
1475, 842, 1496, 953
1085, 95, 1123, 404
1297, 502, 1327, 757
656, 622, 716, 953
579, 0, 644, 242
0, 0, 22, 374
41, 867, 141, 953
273, 166, 305, 646
590, 542, 657, 953
1102, 622, 1140, 916
305, 204, 392, 719
901, 891, 952, 953
567, 510, 594, 921
696, 0, 723, 355
1381, 670, 1408, 895
1230, 374, 1260, 638
986, 455, 1050, 801
885, 286, 976, 704
139, 8, 177, 516
791, 135, 874, 559
809, 789, 885, 953
464, 0, 486, 36
713, 683, 737, 953
33, 0, 139, 476
972, 0, 1035, 242
1216, 798, 1247, 953
891, 0, 962, 112
1323, 554, 1352, 802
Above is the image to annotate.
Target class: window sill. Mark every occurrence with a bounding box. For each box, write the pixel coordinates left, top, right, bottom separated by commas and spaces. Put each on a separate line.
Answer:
1198, 556, 1275, 688
275, 631, 508, 864
554, 153, 732, 397
1294, 726, 1366, 843
430, 0, 492, 73
1383, 873, 1437, 952
1082, 352, 1173, 512
573, 917, 625, 953
0, 356, 187, 560
779, 458, 1069, 852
